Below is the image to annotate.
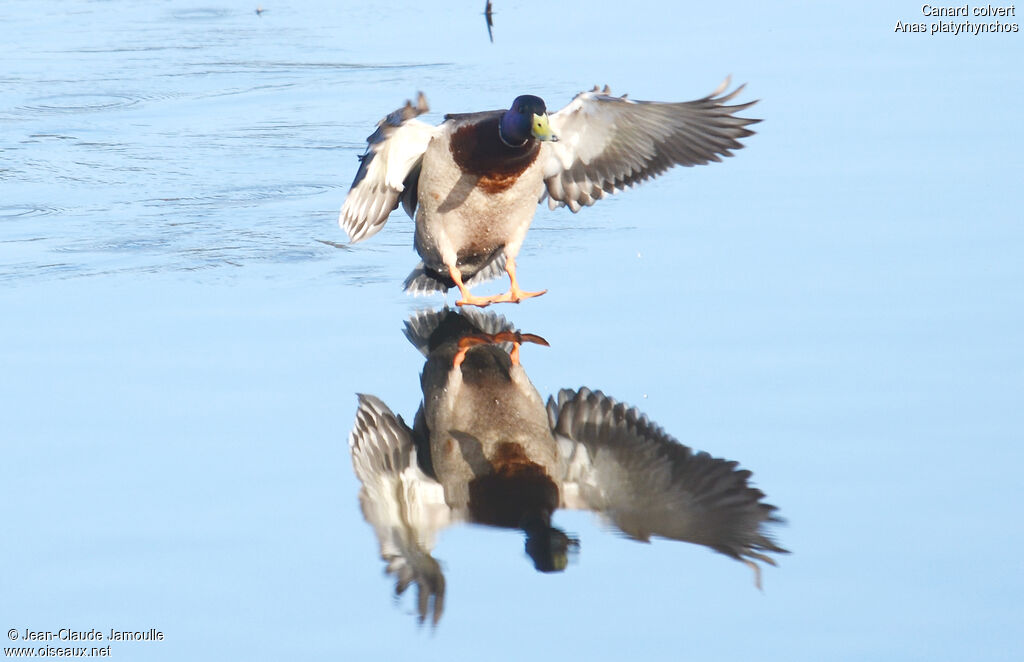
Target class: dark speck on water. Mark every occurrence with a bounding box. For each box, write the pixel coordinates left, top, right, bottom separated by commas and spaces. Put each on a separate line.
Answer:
484, 1, 495, 43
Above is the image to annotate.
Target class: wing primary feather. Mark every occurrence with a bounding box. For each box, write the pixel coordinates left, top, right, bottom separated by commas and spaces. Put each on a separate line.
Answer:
544, 80, 759, 212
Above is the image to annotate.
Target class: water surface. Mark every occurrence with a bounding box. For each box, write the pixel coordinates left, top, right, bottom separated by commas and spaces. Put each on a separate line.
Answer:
3, 1, 1022, 660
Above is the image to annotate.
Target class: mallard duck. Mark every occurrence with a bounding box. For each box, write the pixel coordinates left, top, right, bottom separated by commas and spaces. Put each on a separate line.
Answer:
349, 309, 786, 624
339, 80, 758, 306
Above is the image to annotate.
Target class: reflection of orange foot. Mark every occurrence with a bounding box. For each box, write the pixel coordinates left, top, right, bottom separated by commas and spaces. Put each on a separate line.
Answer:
452, 331, 550, 367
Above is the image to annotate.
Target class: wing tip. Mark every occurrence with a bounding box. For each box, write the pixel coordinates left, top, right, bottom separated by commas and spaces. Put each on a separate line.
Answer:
705, 77, 759, 115
383, 92, 430, 128
710, 75, 732, 97
338, 210, 371, 244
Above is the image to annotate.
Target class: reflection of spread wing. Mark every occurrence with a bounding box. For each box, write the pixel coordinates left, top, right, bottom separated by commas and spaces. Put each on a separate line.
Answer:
549, 388, 786, 583
339, 94, 436, 243
350, 394, 452, 624
543, 79, 758, 212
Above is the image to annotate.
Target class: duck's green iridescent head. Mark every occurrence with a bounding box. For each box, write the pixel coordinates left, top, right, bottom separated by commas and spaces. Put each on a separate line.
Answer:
500, 94, 558, 146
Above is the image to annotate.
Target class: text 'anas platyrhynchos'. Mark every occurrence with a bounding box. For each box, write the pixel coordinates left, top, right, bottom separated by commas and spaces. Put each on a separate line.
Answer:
339, 81, 758, 306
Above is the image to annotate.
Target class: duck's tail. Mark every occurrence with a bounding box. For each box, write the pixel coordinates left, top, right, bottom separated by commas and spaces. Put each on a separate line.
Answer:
402, 263, 451, 295
403, 307, 515, 356
402, 253, 507, 296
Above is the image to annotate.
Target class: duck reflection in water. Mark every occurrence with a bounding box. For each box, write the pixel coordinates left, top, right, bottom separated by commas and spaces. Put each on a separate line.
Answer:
349, 309, 787, 624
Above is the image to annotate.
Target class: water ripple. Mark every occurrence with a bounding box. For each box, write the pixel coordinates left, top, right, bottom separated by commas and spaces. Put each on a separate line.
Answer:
18, 93, 141, 114
195, 60, 451, 72
0, 205, 66, 219
53, 237, 173, 254
147, 183, 336, 208
170, 7, 231, 21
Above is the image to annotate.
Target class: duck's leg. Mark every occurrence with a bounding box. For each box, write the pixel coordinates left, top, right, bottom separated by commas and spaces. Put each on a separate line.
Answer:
508, 339, 523, 366
452, 335, 489, 367
488, 256, 547, 304
448, 264, 497, 308
451, 331, 549, 368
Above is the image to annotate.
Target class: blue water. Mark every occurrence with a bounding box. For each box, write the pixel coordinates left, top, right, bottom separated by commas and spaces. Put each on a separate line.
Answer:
3, 1, 1023, 660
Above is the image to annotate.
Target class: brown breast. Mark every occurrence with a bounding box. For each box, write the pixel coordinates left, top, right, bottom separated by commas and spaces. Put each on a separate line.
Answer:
449, 117, 540, 194
467, 442, 558, 529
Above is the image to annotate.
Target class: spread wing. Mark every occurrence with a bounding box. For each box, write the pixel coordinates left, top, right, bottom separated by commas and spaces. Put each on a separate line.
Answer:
339, 93, 437, 243
542, 79, 759, 212
349, 394, 452, 624
548, 388, 786, 583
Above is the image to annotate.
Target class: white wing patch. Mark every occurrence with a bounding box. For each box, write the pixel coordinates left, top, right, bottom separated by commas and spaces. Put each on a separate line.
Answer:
349, 395, 452, 565
339, 94, 438, 243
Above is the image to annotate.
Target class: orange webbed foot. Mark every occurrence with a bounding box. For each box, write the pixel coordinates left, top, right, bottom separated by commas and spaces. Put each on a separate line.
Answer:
494, 255, 546, 304
486, 287, 548, 304
448, 264, 499, 308
454, 293, 498, 308
447, 257, 546, 307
